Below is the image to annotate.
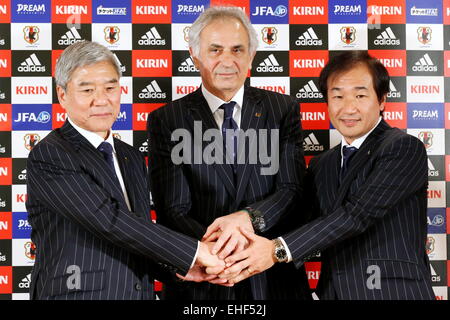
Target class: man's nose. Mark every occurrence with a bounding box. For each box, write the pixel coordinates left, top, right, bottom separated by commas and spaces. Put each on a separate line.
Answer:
92, 89, 108, 105
342, 96, 358, 113
220, 50, 235, 66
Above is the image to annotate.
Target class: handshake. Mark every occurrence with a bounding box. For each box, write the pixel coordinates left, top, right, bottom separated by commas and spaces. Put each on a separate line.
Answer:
178, 210, 278, 286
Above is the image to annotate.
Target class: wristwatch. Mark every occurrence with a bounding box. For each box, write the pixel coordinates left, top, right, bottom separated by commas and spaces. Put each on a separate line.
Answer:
244, 207, 266, 233
272, 238, 288, 263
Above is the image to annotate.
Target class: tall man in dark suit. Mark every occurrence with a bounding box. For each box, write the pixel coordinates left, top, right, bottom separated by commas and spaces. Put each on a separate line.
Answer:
221, 51, 435, 300
147, 6, 311, 300
26, 41, 223, 300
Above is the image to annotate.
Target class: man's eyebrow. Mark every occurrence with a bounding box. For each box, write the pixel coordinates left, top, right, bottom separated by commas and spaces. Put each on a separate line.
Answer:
329, 86, 369, 91
77, 79, 119, 86
209, 44, 245, 49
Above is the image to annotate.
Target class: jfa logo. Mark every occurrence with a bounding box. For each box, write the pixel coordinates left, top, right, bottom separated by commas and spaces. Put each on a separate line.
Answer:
250, 2, 289, 23
104, 26, 120, 44
252, 5, 287, 17
23, 26, 39, 44
12, 105, 52, 130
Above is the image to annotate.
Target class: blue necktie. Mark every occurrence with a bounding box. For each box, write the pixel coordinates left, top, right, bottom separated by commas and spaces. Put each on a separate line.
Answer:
340, 145, 358, 183
98, 141, 118, 179
220, 102, 238, 173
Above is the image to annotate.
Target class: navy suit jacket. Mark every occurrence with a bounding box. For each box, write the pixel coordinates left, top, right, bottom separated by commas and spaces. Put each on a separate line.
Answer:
148, 86, 312, 300
283, 120, 435, 300
26, 121, 198, 300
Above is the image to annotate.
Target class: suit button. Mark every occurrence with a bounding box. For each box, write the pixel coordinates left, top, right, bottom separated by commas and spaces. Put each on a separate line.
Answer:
135, 283, 142, 291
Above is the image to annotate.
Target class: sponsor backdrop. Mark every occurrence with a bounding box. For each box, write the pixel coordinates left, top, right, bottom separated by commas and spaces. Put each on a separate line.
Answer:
0, 0, 448, 300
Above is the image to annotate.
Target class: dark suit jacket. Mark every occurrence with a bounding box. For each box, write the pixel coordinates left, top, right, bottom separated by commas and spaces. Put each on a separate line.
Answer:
148, 86, 311, 300
283, 120, 435, 300
26, 121, 198, 300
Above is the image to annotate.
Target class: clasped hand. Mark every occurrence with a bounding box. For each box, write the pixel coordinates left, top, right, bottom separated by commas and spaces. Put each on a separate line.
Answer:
177, 211, 276, 286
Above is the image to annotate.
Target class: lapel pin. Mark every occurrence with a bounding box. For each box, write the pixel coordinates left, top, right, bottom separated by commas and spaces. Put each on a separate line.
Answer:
255, 112, 262, 117
367, 150, 371, 155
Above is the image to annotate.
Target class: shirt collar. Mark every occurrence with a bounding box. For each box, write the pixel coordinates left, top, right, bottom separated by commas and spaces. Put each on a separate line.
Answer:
201, 85, 244, 114
341, 116, 382, 152
67, 117, 115, 152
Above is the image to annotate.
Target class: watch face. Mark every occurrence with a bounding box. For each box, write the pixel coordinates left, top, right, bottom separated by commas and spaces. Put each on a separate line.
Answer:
276, 248, 287, 261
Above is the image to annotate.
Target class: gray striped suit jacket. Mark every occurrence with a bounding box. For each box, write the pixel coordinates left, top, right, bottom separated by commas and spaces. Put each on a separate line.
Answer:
148, 86, 312, 300
26, 121, 198, 300
283, 120, 435, 300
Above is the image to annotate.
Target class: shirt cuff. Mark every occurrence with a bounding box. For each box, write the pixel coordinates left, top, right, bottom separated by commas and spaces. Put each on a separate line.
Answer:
278, 237, 293, 263
190, 241, 201, 269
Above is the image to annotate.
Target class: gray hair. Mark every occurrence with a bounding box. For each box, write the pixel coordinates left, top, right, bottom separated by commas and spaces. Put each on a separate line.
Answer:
55, 41, 121, 90
189, 6, 258, 57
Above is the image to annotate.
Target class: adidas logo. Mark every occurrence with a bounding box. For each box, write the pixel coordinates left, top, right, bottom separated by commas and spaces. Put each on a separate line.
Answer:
18, 273, 31, 289
295, 27, 322, 46
296, 80, 323, 99
18, 53, 45, 72
256, 54, 283, 73
387, 80, 400, 98
413, 53, 437, 72
430, 264, 441, 282
113, 54, 126, 73
374, 27, 400, 46
139, 80, 166, 99
303, 133, 324, 152
58, 27, 83, 46
428, 158, 439, 177
139, 140, 148, 153
138, 27, 165, 46
18, 169, 27, 180
178, 56, 198, 73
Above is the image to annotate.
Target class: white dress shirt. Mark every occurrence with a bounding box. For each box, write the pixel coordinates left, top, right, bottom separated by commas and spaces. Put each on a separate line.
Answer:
68, 118, 200, 269
202, 85, 244, 130
282, 116, 382, 263
67, 117, 132, 211
340, 116, 382, 165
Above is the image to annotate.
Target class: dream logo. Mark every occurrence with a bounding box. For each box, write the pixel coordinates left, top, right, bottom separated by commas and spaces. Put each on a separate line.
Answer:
13, 212, 31, 239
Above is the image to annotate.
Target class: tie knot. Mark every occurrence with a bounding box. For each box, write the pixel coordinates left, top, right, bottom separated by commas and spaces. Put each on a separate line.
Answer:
342, 146, 358, 158
98, 141, 113, 156
220, 101, 236, 120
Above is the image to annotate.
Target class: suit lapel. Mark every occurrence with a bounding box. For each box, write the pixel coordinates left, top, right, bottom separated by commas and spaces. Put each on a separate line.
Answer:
185, 88, 236, 198
59, 121, 128, 208
235, 86, 266, 207
332, 120, 390, 210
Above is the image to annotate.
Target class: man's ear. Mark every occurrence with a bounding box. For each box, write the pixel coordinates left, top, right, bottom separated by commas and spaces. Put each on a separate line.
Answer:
248, 51, 256, 70
189, 47, 200, 69
379, 94, 387, 112
56, 86, 67, 109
